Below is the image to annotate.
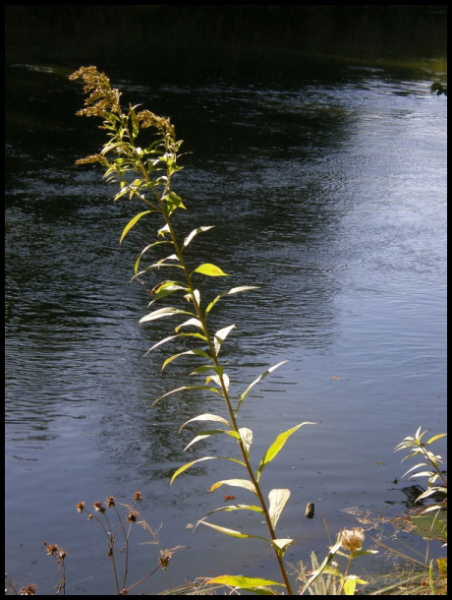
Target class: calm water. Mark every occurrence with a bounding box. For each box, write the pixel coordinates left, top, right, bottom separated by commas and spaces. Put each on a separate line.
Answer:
5, 54, 447, 594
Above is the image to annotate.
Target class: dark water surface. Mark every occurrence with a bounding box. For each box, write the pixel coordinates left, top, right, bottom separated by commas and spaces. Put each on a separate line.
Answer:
5, 36, 446, 594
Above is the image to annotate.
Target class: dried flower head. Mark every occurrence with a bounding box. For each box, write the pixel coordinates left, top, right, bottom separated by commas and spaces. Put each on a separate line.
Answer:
93, 501, 105, 514
159, 549, 173, 570
58, 548, 67, 560
69, 66, 122, 118
44, 543, 59, 556
339, 527, 365, 552
126, 510, 137, 523
106, 496, 116, 508
132, 491, 142, 502
19, 583, 37, 595
75, 154, 108, 166
76, 501, 85, 514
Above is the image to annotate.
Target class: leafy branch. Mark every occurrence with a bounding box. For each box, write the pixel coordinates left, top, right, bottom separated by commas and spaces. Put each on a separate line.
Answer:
70, 66, 316, 595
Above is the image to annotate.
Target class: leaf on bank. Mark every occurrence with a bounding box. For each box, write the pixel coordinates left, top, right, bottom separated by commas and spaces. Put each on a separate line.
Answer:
206, 574, 285, 593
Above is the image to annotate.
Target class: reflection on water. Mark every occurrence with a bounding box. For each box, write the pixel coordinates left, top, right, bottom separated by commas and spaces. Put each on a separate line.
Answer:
5, 51, 446, 594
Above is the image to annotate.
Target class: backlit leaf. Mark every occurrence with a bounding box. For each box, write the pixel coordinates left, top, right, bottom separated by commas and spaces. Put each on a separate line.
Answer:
144, 332, 207, 356
162, 349, 211, 370
183, 226, 215, 249
197, 521, 268, 542
205, 286, 260, 316
239, 427, 253, 458
209, 479, 257, 495
170, 456, 217, 484
257, 422, 316, 482
120, 210, 153, 243
268, 489, 291, 530
236, 361, 288, 413
139, 307, 194, 325
152, 385, 221, 408
206, 575, 285, 592
214, 324, 236, 356
179, 413, 232, 433
192, 263, 228, 277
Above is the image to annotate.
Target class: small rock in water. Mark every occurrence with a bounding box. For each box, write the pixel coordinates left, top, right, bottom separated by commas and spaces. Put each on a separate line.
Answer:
305, 502, 315, 519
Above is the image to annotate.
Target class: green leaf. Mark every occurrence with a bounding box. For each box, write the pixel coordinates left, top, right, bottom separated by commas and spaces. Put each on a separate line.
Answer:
197, 521, 267, 541
192, 263, 228, 277
174, 317, 204, 332
206, 575, 285, 593
139, 307, 194, 325
152, 385, 221, 408
299, 538, 343, 595
205, 286, 260, 316
426, 433, 447, 445
119, 210, 153, 243
163, 191, 186, 215
162, 348, 211, 370
202, 504, 265, 518
268, 489, 290, 530
343, 576, 368, 595
144, 332, 207, 356
236, 361, 288, 413
183, 430, 230, 452
209, 479, 257, 495
257, 422, 316, 482
133, 241, 171, 275
214, 324, 236, 356
183, 226, 215, 249
190, 364, 224, 376
148, 282, 188, 303
179, 413, 232, 433
170, 456, 217, 484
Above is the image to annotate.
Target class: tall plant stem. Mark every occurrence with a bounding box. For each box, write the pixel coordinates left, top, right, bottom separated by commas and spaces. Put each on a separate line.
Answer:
151, 181, 293, 595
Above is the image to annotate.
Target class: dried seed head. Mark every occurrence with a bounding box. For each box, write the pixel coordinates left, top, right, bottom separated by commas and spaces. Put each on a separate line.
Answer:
106, 496, 116, 508
58, 549, 67, 560
45, 543, 59, 556
159, 549, 173, 570
132, 491, 142, 502
93, 501, 105, 514
339, 527, 365, 552
76, 502, 85, 514
126, 511, 137, 523
19, 583, 37, 595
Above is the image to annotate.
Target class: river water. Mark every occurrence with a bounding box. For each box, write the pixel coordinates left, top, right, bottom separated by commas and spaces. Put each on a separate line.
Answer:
5, 50, 446, 594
